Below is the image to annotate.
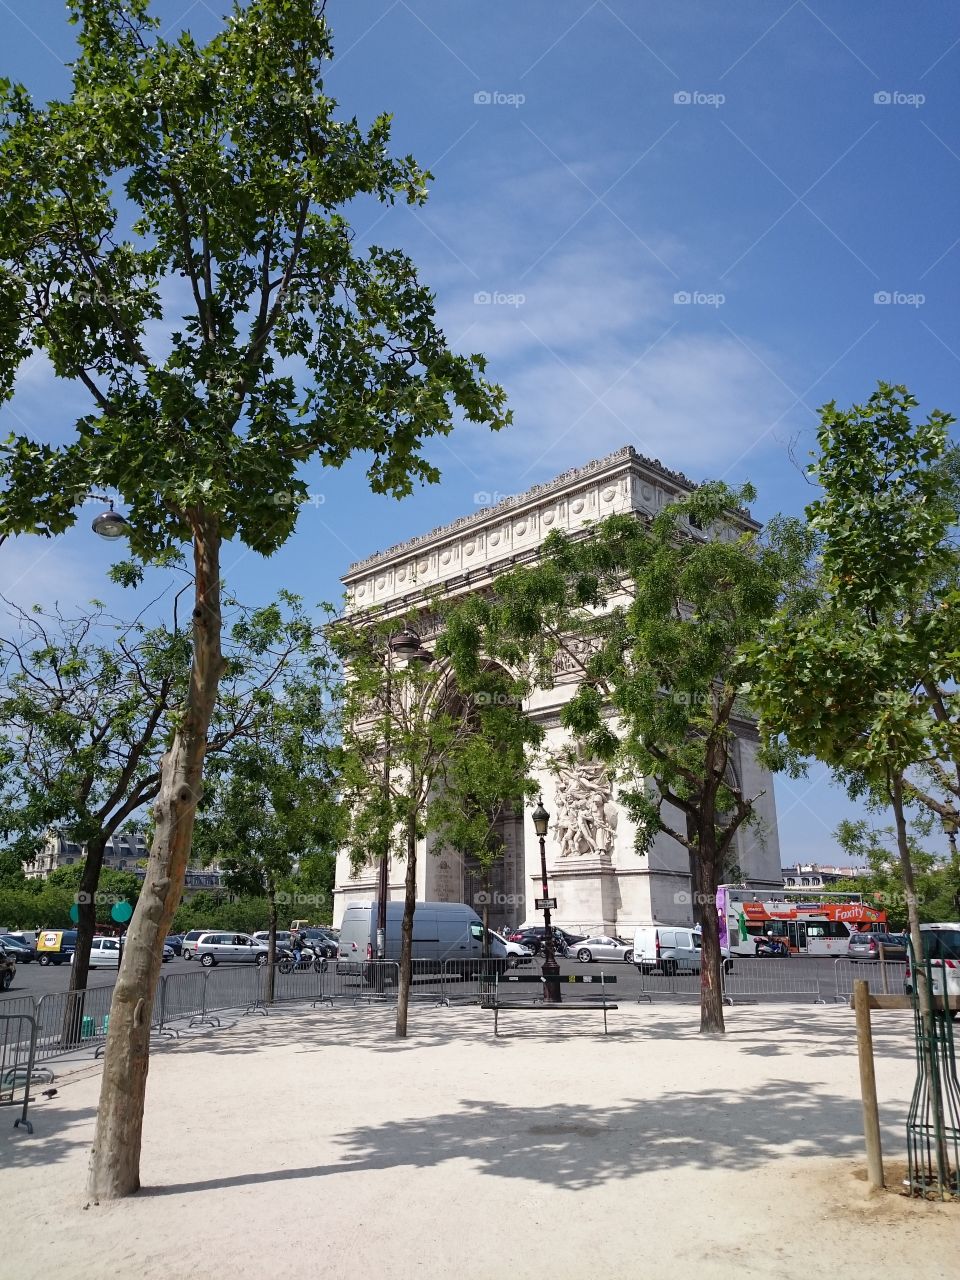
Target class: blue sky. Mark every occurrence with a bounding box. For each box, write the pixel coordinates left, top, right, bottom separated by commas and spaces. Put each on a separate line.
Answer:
2, 1, 959, 864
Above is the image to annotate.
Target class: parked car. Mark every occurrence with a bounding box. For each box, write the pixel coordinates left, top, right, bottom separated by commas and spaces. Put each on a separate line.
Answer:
0, 934, 35, 962
36, 929, 77, 967
165, 935, 184, 956
508, 926, 584, 955
0, 942, 16, 989
181, 929, 211, 960
300, 928, 338, 958
86, 936, 122, 969
634, 923, 732, 975
905, 923, 960, 1017
193, 931, 270, 967
488, 930, 533, 967
574, 935, 634, 963
847, 931, 908, 962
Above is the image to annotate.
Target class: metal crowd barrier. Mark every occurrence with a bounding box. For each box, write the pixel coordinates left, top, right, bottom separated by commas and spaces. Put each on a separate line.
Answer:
722, 957, 825, 1004
833, 957, 908, 1004
322, 959, 400, 1004
636, 958, 827, 1004
156, 970, 208, 1031
198, 965, 264, 1019
442, 957, 521, 1006
0, 1013, 39, 1133
34, 986, 115, 1059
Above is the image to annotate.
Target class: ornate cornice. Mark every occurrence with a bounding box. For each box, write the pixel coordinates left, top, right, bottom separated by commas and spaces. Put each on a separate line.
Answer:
344, 445, 704, 578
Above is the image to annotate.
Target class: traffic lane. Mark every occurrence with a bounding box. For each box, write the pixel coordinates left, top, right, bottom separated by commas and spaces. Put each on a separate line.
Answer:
6, 954, 193, 998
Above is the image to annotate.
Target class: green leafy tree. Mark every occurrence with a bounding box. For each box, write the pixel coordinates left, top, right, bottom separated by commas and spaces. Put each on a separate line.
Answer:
333, 614, 538, 1037
0, 0, 508, 1197
0, 599, 189, 993
449, 486, 813, 1033
750, 385, 960, 1004
0, 591, 326, 993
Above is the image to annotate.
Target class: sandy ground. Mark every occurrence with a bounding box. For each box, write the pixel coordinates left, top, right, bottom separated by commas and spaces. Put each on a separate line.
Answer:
1, 1001, 957, 1278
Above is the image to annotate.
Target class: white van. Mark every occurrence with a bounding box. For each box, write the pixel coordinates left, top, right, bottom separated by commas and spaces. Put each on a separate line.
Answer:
905, 923, 960, 1011
338, 901, 507, 971
633, 923, 732, 975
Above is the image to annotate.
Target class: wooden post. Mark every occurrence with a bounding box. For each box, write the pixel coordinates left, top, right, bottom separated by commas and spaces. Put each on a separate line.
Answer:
853, 979, 884, 1190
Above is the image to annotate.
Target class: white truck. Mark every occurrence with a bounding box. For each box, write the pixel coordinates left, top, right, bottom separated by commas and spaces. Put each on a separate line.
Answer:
338, 900, 512, 972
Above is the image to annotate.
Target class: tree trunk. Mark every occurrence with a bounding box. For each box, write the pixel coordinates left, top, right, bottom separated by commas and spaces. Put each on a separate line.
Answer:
265, 877, 277, 1005
69, 837, 106, 998
695, 852, 725, 1035
891, 772, 951, 1183
395, 809, 417, 1039
87, 513, 224, 1201
890, 774, 931, 1018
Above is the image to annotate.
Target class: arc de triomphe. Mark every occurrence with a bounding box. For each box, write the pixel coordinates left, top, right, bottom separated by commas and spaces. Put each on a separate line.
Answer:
332, 446, 783, 935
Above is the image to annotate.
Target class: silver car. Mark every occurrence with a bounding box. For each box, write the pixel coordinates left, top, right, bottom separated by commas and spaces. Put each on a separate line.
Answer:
574, 935, 635, 963
194, 931, 270, 967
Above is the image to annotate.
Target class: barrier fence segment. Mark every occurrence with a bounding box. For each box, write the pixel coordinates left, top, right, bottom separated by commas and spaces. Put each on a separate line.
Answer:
269, 962, 327, 1007
157, 971, 208, 1030
636, 965, 702, 1003
442, 958, 511, 1006
833, 958, 908, 1004
33, 986, 115, 1060
722, 957, 825, 1005
407, 959, 448, 1006
198, 965, 263, 1018
320, 960, 399, 1005
0, 1013, 39, 1132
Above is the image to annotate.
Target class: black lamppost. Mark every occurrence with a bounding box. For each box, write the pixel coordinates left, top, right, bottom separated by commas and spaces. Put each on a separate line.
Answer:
376, 626, 432, 960
532, 797, 561, 1003
944, 813, 960, 914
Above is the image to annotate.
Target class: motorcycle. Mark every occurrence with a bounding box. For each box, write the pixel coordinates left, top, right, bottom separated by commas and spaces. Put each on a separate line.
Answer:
278, 945, 328, 975
754, 937, 790, 958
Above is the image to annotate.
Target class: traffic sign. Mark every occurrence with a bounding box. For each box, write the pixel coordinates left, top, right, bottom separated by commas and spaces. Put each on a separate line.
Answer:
111, 900, 133, 924
535, 897, 557, 909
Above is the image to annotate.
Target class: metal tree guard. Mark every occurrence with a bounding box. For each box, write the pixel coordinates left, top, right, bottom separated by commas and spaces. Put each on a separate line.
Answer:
905, 943, 960, 1199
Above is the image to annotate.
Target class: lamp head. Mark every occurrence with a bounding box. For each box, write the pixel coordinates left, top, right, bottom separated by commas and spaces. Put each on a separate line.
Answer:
91, 503, 130, 540
532, 797, 550, 837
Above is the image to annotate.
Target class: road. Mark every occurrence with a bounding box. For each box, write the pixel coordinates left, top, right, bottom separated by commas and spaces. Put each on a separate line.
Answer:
3, 950, 908, 1008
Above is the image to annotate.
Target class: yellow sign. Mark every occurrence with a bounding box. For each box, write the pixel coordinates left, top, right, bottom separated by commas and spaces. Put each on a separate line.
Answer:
36, 930, 64, 953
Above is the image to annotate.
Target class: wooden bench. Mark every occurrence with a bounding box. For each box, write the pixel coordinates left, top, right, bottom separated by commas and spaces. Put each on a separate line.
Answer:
491, 973, 618, 1035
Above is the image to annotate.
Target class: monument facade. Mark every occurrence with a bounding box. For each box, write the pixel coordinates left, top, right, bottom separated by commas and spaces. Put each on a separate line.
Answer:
332, 446, 783, 935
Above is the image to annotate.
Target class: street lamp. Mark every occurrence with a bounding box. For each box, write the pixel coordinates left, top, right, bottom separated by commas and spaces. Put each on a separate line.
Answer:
89, 494, 130, 540
532, 797, 561, 1003
944, 812, 960, 914
376, 626, 433, 960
